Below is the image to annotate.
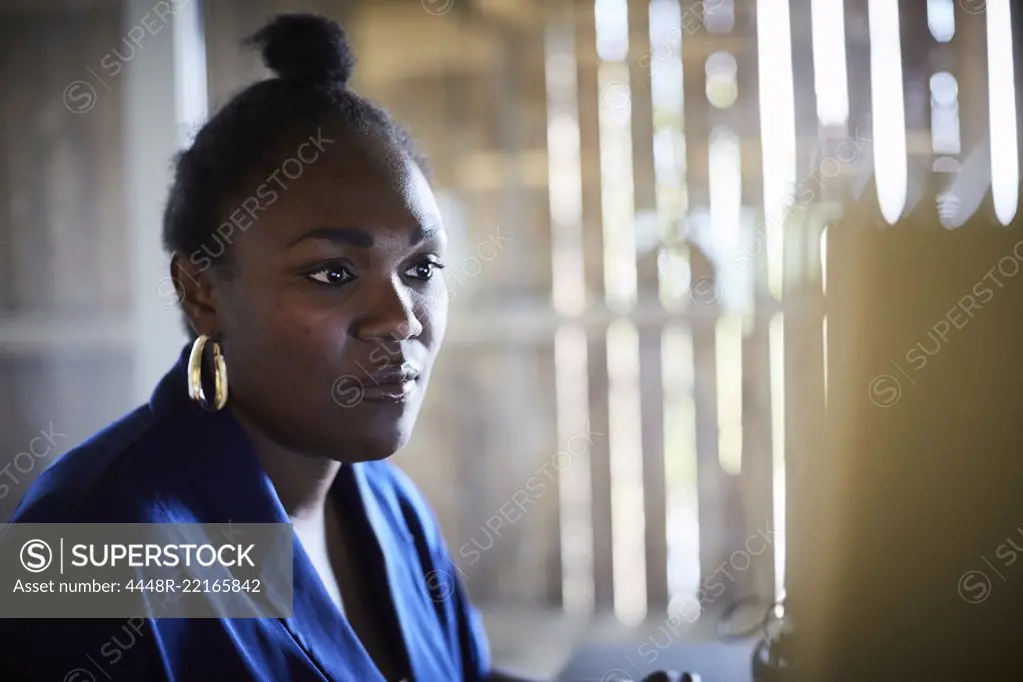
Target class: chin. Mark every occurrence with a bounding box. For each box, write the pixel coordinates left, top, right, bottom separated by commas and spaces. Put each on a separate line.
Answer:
325, 418, 415, 462
305, 391, 424, 462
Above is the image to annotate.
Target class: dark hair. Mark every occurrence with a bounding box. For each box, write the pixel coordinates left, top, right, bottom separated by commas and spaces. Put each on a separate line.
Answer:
162, 13, 427, 283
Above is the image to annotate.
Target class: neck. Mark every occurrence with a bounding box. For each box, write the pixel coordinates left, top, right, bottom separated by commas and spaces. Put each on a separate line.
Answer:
230, 408, 342, 521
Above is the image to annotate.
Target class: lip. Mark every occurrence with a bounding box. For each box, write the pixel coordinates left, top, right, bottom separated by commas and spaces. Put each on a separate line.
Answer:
361, 363, 420, 403
368, 363, 420, 384
361, 379, 416, 403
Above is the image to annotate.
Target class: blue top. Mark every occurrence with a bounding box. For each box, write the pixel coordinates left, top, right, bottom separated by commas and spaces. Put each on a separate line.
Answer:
0, 345, 492, 682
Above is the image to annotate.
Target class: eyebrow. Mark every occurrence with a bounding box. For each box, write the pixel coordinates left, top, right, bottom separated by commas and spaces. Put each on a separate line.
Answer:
287, 224, 440, 250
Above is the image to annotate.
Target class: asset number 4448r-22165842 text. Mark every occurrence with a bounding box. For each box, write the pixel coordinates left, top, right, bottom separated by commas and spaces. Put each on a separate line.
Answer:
125, 578, 262, 593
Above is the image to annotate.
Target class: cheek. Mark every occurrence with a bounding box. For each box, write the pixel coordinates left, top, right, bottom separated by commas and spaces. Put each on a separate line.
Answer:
222, 287, 338, 364
276, 307, 352, 360
420, 289, 448, 347
226, 309, 350, 410
223, 290, 286, 346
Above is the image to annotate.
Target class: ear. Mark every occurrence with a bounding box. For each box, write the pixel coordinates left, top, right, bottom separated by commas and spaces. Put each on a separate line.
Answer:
170, 252, 220, 338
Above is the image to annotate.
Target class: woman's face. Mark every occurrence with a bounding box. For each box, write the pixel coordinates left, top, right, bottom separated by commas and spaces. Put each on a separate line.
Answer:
186, 130, 449, 462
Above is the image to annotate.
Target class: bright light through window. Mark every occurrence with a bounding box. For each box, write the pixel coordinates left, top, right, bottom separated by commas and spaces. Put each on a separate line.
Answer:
927, 0, 955, 43
704, 0, 736, 33
757, 0, 797, 297
987, 0, 1019, 225
810, 0, 849, 126
595, 0, 629, 61
868, 0, 908, 224
706, 51, 739, 109
930, 71, 961, 156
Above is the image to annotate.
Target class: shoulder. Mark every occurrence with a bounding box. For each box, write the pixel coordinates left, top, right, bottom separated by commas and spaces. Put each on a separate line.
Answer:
9, 404, 196, 524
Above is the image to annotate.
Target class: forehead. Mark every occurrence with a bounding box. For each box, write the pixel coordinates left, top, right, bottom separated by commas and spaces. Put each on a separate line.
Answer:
245, 130, 441, 243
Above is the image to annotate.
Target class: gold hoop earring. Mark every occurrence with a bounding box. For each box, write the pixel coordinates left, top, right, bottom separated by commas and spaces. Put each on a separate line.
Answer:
187, 334, 229, 411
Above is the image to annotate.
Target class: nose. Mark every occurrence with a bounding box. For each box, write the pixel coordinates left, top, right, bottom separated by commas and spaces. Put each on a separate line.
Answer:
353, 278, 424, 343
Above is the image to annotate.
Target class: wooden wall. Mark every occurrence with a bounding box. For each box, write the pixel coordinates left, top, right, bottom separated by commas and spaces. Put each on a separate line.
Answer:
0, 3, 134, 521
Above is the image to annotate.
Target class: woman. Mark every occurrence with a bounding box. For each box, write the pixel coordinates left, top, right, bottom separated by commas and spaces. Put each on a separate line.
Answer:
0, 14, 688, 682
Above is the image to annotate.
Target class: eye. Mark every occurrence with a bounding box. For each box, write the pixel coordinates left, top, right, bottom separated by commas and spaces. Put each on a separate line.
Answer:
405, 260, 445, 281
307, 265, 355, 286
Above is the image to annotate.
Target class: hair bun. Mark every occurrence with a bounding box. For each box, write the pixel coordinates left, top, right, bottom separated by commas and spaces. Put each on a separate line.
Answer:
245, 13, 355, 88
